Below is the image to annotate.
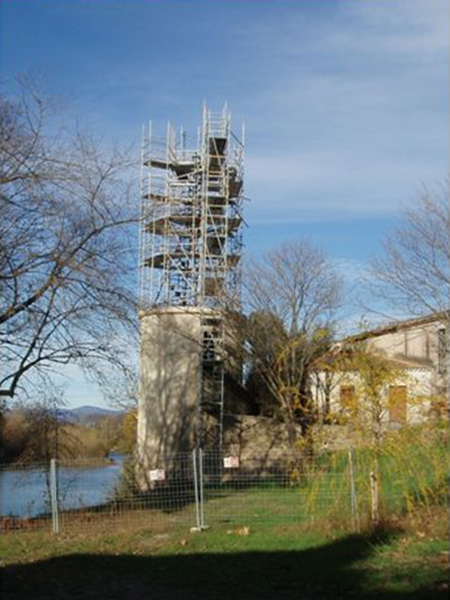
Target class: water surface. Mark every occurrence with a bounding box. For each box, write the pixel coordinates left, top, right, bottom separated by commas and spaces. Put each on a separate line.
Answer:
0, 453, 126, 518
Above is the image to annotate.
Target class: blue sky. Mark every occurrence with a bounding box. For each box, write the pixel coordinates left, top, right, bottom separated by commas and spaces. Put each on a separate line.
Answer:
2, 0, 448, 407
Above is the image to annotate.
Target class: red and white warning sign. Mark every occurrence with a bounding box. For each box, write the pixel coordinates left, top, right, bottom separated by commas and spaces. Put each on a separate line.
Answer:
149, 469, 166, 482
223, 456, 239, 469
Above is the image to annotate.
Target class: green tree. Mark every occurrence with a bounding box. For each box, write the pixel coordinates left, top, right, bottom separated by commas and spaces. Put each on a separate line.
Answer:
121, 409, 137, 454
328, 345, 407, 522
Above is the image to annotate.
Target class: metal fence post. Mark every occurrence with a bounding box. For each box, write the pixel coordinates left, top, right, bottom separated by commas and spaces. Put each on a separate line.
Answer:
370, 470, 379, 524
49, 458, 60, 534
199, 447, 205, 529
192, 449, 201, 530
348, 448, 360, 532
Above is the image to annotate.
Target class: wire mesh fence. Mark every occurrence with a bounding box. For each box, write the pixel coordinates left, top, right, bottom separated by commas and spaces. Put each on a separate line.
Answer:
0, 449, 366, 535
2, 443, 444, 536
0, 453, 199, 534
198, 449, 363, 530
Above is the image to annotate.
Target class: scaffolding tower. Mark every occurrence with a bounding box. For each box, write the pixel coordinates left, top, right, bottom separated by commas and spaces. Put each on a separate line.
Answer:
139, 104, 245, 447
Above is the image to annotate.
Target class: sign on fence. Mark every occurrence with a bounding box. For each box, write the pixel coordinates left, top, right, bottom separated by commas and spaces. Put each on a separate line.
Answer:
149, 469, 166, 482
223, 456, 239, 469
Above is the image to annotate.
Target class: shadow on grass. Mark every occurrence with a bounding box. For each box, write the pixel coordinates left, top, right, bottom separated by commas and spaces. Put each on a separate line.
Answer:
2, 529, 446, 600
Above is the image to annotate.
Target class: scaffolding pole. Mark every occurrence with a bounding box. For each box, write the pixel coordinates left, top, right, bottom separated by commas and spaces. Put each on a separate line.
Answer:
139, 104, 245, 447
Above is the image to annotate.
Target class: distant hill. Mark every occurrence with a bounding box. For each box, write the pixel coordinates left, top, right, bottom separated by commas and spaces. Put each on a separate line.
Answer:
59, 405, 124, 424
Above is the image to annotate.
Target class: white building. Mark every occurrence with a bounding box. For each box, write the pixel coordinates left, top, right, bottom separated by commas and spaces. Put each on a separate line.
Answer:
313, 313, 449, 426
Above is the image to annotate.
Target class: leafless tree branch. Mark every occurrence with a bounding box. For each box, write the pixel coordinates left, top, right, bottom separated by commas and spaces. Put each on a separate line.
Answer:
0, 79, 139, 399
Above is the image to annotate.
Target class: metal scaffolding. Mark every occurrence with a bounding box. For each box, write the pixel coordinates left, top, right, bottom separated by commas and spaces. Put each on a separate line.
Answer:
139, 104, 245, 446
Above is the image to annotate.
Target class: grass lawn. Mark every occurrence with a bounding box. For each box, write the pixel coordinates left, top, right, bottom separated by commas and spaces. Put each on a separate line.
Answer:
1, 507, 448, 600
2, 432, 447, 599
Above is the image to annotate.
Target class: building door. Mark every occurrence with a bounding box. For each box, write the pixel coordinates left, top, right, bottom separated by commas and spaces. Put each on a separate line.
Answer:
389, 386, 407, 423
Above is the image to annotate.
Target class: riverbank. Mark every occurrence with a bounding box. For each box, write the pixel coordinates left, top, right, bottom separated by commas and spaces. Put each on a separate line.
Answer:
1, 407, 134, 465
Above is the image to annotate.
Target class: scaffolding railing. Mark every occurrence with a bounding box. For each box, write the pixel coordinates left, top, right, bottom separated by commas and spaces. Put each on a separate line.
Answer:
139, 105, 245, 447
139, 105, 244, 311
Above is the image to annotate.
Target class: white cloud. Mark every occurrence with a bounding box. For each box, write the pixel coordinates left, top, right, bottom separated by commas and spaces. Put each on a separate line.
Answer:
235, 0, 448, 221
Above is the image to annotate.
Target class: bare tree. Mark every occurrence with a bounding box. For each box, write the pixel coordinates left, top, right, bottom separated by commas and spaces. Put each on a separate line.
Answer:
17, 385, 76, 463
0, 79, 138, 398
241, 240, 343, 448
97, 364, 139, 411
371, 185, 450, 322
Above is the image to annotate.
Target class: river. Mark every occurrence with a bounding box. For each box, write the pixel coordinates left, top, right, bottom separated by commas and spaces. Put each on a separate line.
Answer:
0, 453, 126, 518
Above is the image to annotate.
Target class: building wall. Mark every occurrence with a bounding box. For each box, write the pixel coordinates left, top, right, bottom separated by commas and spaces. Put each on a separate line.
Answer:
366, 319, 448, 392
137, 306, 246, 487
367, 322, 437, 363
314, 367, 435, 425
137, 307, 203, 482
312, 316, 449, 427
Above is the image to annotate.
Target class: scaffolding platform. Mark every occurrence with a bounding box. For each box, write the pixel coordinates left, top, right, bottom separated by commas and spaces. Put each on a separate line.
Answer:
139, 104, 245, 448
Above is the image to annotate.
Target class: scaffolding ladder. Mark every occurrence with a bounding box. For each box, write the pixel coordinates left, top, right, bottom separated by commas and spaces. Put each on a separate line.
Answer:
198, 314, 225, 448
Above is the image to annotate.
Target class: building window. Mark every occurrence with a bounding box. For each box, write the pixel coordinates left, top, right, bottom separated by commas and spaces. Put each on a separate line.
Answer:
340, 385, 356, 413
388, 386, 407, 423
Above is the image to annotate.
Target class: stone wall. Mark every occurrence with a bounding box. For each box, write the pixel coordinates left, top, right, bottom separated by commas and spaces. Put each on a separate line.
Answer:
221, 415, 385, 459
222, 415, 294, 461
